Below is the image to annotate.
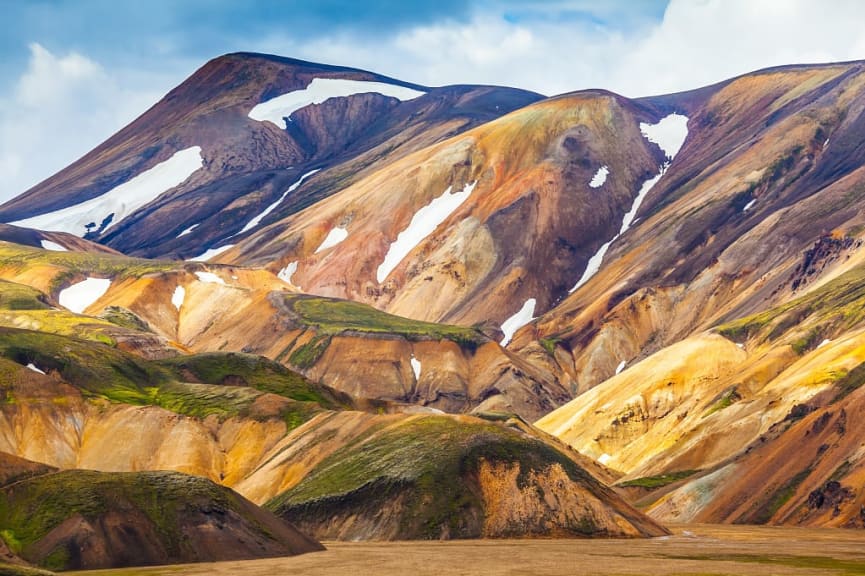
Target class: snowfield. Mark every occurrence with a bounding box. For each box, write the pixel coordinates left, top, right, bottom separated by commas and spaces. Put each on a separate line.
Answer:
249, 78, 426, 129
11, 147, 203, 236
640, 113, 689, 158
571, 114, 688, 293
177, 223, 199, 238
172, 286, 185, 310
278, 261, 298, 286
189, 244, 234, 262
377, 181, 477, 283
500, 298, 536, 347
315, 226, 348, 253
615, 360, 627, 375
589, 166, 609, 188
236, 169, 320, 235
410, 356, 422, 380
40, 239, 67, 251
58, 277, 111, 313
194, 271, 225, 285
26, 363, 46, 375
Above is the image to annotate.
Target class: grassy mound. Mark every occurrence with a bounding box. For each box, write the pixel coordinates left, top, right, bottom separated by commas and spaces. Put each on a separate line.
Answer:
0, 469, 322, 571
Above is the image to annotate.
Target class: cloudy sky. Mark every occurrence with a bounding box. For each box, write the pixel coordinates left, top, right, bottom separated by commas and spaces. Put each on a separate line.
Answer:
3, 0, 865, 202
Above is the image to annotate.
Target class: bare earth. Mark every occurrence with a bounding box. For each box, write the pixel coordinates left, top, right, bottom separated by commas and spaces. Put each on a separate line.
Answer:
67, 525, 865, 576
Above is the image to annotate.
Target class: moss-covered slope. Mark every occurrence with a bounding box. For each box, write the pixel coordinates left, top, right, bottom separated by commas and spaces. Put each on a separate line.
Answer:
266, 414, 667, 540
0, 469, 323, 571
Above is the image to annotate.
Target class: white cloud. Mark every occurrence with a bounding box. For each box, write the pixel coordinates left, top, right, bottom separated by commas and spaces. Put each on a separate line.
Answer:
0, 43, 169, 202
272, 0, 865, 98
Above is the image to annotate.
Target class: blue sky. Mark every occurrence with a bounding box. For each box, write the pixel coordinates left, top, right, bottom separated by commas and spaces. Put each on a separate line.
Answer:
2, 0, 865, 201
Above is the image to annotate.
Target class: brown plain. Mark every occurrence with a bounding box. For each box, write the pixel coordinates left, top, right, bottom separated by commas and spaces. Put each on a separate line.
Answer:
66, 525, 865, 576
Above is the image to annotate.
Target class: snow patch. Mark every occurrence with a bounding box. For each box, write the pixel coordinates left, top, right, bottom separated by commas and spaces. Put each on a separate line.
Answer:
249, 78, 425, 129
189, 244, 234, 262
58, 277, 111, 313
598, 453, 612, 466
589, 165, 609, 188
742, 199, 756, 212
194, 271, 225, 285
569, 116, 688, 293
11, 147, 203, 236
500, 298, 536, 347
640, 113, 689, 159
410, 356, 422, 380
615, 360, 627, 375
40, 239, 67, 251
315, 226, 348, 253
177, 224, 199, 238
236, 169, 320, 235
172, 286, 185, 310
377, 181, 477, 283
278, 261, 298, 286
818, 339, 831, 349
26, 363, 46, 375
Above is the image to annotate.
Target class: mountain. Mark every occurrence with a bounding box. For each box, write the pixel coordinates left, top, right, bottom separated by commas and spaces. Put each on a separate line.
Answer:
4, 50, 865, 538
0, 455, 323, 571
0, 53, 541, 260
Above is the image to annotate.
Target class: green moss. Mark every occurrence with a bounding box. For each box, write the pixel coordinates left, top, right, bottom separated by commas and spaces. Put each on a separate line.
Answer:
0, 243, 178, 294
716, 261, 865, 345
702, 386, 742, 418
832, 362, 865, 401
747, 468, 812, 524
288, 334, 331, 370
0, 563, 55, 576
285, 294, 485, 346
98, 307, 152, 333
267, 415, 596, 538
156, 352, 343, 407
0, 281, 49, 311
539, 337, 561, 356
618, 470, 699, 489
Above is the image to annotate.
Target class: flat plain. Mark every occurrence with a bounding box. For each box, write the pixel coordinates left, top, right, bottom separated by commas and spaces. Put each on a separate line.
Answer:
65, 525, 865, 576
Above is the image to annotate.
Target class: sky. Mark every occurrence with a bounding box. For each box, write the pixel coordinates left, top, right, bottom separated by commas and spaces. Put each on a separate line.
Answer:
3, 0, 865, 202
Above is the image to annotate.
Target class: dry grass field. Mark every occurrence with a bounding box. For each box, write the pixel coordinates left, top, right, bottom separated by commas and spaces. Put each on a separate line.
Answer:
66, 525, 865, 576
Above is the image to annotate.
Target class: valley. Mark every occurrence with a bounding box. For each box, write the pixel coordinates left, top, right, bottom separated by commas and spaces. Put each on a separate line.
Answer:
65, 526, 865, 576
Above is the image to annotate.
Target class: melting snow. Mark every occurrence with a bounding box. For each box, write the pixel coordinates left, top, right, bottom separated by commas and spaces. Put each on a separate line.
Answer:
58, 277, 111, 313
598, 453, 612, 466
172, 286, 185, 310
377, 181, 477, 283
194, 271, 225, 285
500, 298, 536, 347
249, 78, 426, 129
640, 113, 689, 159
278, 261, 298, 286
410, 356, 422, 380
818, 339, 831, 349
189, 244, 234, 262
11, 147, 203, 236
236, 169, 320, 236
570, 114, 689, 293
589, 166, 609, 188
177, 223, 199, 238
40, 239, 67, 251
742, 199, 756, 212
315, 226, 348, 253
26, 363, 46, 375
615, 360, 627, 375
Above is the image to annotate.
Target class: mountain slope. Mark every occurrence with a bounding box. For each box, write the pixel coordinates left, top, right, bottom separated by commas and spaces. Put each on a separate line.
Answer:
0, 53, 541, 260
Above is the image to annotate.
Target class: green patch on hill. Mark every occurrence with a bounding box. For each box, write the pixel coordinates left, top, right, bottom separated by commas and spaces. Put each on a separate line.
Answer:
716, 262, 865, 346
0, 329, 333, 429
267, 414, 597, 539
618, 470, 699, 489
283, 294, 485, 346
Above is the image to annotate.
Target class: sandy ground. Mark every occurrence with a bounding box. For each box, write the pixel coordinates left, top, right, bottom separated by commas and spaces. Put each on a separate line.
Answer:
67, 525, 865, 576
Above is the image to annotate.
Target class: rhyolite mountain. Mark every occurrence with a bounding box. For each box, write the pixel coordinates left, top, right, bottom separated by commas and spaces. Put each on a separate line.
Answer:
3, 51, 865, 544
